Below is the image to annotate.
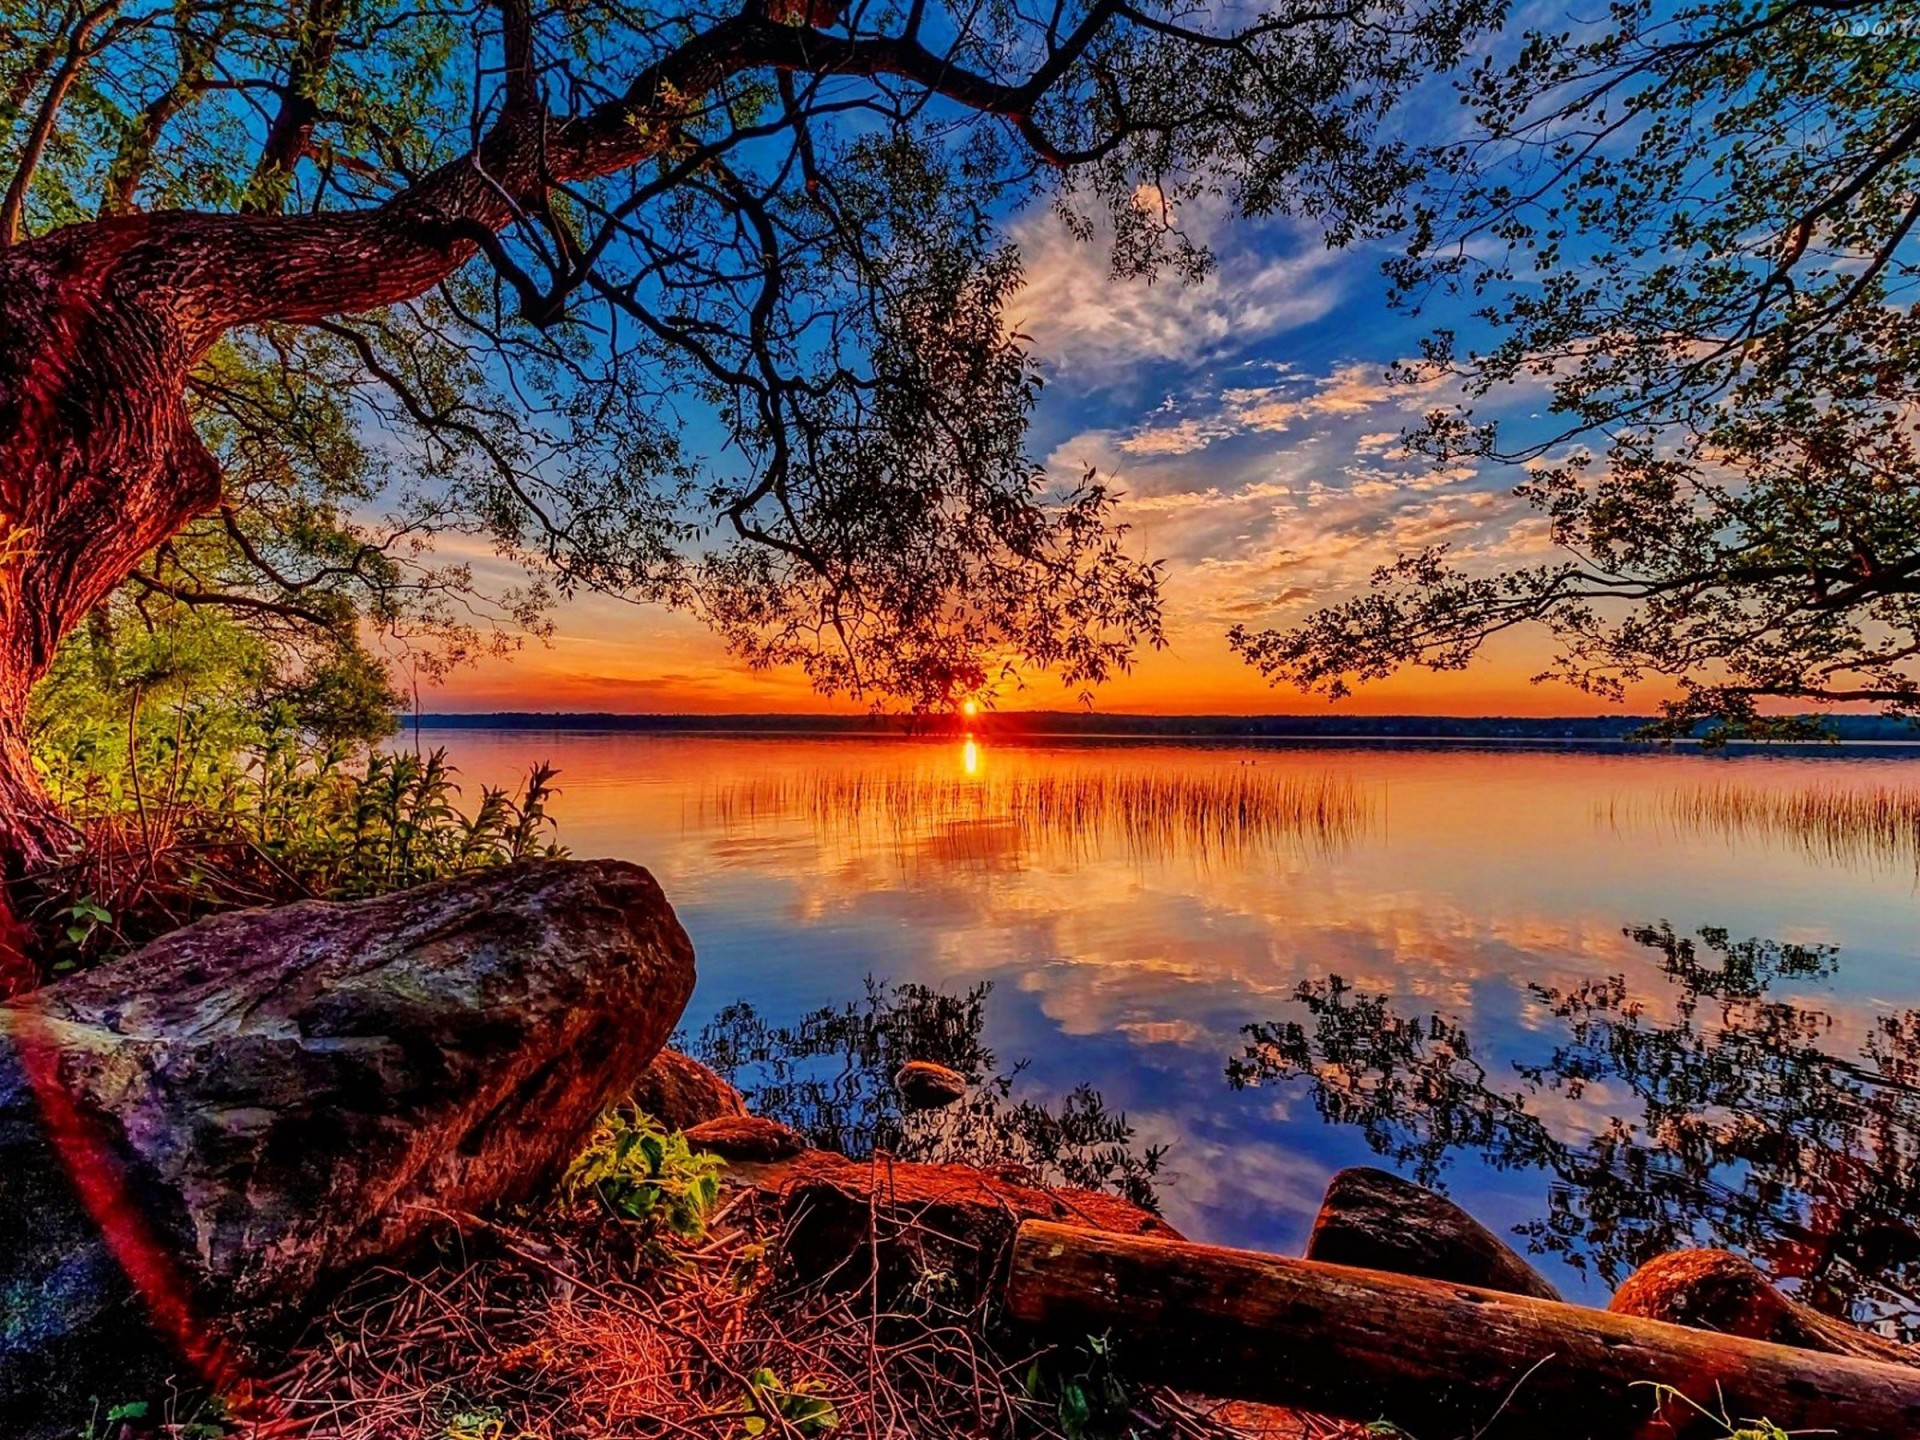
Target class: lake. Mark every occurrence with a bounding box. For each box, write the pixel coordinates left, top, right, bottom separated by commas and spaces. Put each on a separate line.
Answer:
424, 727, 1920, 1333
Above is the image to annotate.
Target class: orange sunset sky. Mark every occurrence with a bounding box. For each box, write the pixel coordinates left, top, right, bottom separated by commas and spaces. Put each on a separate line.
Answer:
422, 192, 1672, 719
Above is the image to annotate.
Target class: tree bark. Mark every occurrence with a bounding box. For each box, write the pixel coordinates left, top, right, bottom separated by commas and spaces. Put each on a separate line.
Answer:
1005, 1220, 1920, 1439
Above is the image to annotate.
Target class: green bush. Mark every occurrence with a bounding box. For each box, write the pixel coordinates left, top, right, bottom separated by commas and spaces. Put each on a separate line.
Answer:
562, 1108, 724, 1240
20, 594, 565, 975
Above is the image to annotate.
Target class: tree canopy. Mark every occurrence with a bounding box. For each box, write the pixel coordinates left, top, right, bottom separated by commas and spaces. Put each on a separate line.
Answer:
1231, 0, 1920, 739
0, 0, 1499, 748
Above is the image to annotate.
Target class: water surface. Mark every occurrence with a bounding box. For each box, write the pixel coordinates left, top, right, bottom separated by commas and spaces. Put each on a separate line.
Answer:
426, 729, 1920, 1330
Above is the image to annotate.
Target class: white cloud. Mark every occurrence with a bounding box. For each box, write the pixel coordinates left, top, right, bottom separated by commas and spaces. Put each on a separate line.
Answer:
1008, 203, 1348, 378
1229, 360, 1446, 434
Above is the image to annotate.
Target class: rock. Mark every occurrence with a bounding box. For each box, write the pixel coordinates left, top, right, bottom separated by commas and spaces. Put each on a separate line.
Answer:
0, 859, 694, 1439
894, 1059, 968, 1109
1304, 1166, 1561, 1302
747, 1148, 1176, 1301
684, 1113, 807, 1161
629, 1048, 747, 1130
1610, 1249, 1918, 1365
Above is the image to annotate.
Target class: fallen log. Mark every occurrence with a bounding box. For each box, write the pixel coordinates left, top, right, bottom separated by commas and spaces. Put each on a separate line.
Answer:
1005, 1220, 1920, 1439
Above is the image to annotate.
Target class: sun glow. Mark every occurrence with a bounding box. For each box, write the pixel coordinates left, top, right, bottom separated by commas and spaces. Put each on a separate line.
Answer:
960, 698, 979, 718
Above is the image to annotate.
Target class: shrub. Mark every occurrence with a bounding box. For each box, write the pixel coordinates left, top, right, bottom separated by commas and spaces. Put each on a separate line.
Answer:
562, 1108, 724, 1240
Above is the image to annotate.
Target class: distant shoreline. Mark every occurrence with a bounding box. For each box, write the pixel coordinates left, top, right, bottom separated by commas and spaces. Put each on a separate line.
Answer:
408, 710, 1920, 747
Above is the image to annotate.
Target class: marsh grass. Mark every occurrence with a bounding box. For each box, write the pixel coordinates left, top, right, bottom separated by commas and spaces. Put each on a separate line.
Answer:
1637, 780, 1920, 871
697, 763, 1374, 867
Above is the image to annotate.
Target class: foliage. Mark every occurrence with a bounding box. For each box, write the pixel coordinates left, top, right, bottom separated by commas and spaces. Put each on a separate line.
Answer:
1020, 1335, 1132, 1440
77, 1394, 232, 1440
737, 1368, 840, 1438
1234, 1, 1920, 740
1227, 920, 1920, 1339
1635, 1384, 1794, 1440
687, 978, 1166, 1210
1, 0, 1506, 731
442, 1405, 534, 1440
563, 1107, 725, 1240
20, 618, 563, 974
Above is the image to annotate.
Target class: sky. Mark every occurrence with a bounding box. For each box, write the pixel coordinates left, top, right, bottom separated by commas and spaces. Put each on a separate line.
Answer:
426, 67, 1667, 720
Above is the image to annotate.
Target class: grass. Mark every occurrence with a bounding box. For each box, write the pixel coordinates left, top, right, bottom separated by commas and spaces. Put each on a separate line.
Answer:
1650, 780, 1920, 871
696, 765, 1374, 867
21, 743, 564, 983
246, 1167, 1365, 1440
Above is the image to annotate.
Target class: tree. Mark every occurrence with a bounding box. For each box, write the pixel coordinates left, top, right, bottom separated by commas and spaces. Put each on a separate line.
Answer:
1231, 0, 1920, 741
0, 0, 1497, 883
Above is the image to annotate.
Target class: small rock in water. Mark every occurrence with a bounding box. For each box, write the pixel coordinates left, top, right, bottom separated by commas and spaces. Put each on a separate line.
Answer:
1306, 1166, 1561, 1301
684, 1114, 808, 1161
894, 1059, 968, 1109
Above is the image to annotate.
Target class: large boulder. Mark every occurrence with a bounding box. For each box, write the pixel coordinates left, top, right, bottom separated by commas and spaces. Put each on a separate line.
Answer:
0, 859, 694, 1437
1611, 1249, 1918, 1366
1304, 1166, 1561, 1301
628, 1047, 748, 1130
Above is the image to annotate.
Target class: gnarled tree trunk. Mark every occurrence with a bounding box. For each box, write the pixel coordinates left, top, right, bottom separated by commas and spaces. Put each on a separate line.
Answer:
0, 220, 231, 876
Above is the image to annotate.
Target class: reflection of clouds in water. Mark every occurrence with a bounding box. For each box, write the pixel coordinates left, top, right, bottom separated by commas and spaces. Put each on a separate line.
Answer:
423, 731, 1920, 1295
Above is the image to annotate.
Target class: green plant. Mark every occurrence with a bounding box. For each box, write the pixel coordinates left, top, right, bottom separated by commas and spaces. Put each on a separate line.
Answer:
77, 1400, 148, 1440
23, 720, 566, 981
443, 1405, 530, 1440
77, 1394, 235, 1440
1634, 1383, 1801, 1440
563, 1108, 724, 1239
737, 1368, 840, 1438
1021, 1335, 1132, 1440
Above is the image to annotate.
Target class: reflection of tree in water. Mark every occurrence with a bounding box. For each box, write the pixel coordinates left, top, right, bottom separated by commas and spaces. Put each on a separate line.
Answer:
685, 978, 1165, 1210
1226, 924, 1920, 1338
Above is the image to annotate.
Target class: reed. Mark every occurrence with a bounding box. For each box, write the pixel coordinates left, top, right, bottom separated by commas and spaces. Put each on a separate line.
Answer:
696, 761, 1374, 866
1657, 779, 1920, 870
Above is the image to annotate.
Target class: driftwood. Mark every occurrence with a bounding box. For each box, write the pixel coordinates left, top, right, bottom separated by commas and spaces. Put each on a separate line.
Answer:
1005, 1220, 1920, 1439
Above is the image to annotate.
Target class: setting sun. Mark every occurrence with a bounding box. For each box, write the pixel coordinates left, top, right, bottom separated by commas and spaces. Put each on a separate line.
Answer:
960, 698, 979, 718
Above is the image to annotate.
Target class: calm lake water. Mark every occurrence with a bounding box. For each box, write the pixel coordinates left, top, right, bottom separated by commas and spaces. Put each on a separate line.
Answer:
426, 728, 1920, 1329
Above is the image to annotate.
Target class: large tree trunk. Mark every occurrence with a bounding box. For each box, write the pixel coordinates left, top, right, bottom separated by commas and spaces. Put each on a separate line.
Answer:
0, 222, 230, 877
1005, 1220, 1920, 1439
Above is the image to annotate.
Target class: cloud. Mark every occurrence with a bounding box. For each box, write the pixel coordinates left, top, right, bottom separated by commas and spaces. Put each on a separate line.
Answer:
1227, 360, 1447, 434
1117, 416, 1242, 457
1008, 202, 1348, 378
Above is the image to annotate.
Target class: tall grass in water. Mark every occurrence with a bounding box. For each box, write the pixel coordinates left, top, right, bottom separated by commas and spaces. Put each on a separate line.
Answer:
698, 763, 1374, 866
1659, 780, 1920, 871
